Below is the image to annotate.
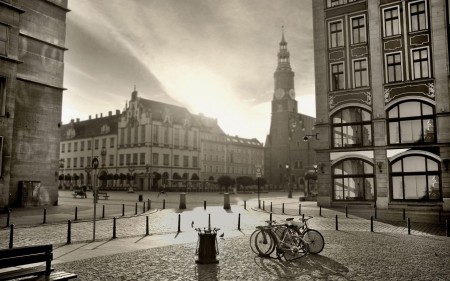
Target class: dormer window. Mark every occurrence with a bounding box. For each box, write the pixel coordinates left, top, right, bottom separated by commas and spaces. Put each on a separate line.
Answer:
66, 128, 75, 139
101, 124, 110, 134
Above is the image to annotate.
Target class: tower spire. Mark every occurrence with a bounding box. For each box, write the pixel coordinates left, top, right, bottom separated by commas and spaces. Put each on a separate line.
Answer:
281, 26, 286, 44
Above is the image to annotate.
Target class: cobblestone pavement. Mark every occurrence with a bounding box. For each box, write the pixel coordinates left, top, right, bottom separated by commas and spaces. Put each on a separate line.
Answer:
50, 230, 450, 280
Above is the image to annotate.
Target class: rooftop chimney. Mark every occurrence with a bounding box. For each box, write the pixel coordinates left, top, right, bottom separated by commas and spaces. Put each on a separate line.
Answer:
109, 111, 112, 116
76, 118, 80, 122
96, 114, 98, 119
100, 113, 103, 118
116, 110, 120, 115
89, 115, 91, 120
70, 119, 74, 123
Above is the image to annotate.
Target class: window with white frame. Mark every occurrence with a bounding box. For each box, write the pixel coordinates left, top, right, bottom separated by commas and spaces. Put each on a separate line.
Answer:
386, 53, 402, 83
351, 16, 366, 44
353, 59, 368, 88
411, 48, 429, 79
0, 24, 8, 55
331, 63, 345, 91
384, 7, 400, 37
329, 21, 343, 48
409, 1, 427, 32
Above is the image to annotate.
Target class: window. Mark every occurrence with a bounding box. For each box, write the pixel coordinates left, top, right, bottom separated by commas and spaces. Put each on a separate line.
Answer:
332, 158, 375, 201
110, 137, 114, 148
412, 48, 429, 79
153, 125, 159, 143
386, 53, 402, 83
215, 155, 218, 161
210, 155, 212, 161
102, 139, 106, 149
95, 140, 99, 149
215, 166, 218, 173
409, 1, 427, 32
384, 7, 400, 37
120, 154, 124, 166
67, 143, 71, 152
329, 21, 343, 48
193, 131, 198, 148
391, 155, 440, 200
152, 153, 158, 165
203, 165, 206, 172
174, 128, 180, 146
80, 157, 84, 167
109, 155, 114, 166
353, 59, 368, 88
87, 157, 91, 166
163, 154, 169, 166
184, 156, 189, 167
126, 154, 131, 165
164, 126, 169, 144
388, 101, 435, 144
174, 155, 179, 166
193, 156, 198, 167
210, 166, 213, 172
120, 128, 124, 145
351, 16, 366, 44
331, 63, 345, 91
74, 142, 78, 151
101, 155, 106, 166
140, 153, 145, 165
0, 24, 7, 55
134, 126, 138, 144
67, 158, 71, 168
61, 144, 65, 153
73, 158, 77, 168
80, 141, 84, 151
133, 153, 138, 164
332, 107, 372, 148
127, 126, 131, 144
184, 130, 189, 146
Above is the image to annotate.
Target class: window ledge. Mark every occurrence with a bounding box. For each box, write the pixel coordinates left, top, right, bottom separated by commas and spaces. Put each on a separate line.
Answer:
0, 54, 24, 64
383, 34, 402, 40
409, 30, 429, 36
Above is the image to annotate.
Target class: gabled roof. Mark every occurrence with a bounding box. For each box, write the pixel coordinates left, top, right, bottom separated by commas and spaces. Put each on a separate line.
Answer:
226, 135, 263, 147
60, 115, 118, 140
138, 98, 201, 127
191, 114, 225, 135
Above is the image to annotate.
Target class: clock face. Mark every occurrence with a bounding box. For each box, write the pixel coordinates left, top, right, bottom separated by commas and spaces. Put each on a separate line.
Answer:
289, 89, 295, 99
274, 88, 285, 100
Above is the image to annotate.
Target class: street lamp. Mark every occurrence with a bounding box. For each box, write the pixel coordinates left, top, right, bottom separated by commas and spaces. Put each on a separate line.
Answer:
303, 133, 319, 141
127, 162, 135, 193
286, 163, 292, 198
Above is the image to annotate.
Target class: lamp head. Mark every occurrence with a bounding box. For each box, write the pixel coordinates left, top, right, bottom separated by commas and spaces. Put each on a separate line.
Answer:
313, 164, 318, 172
303, 136, 309, 141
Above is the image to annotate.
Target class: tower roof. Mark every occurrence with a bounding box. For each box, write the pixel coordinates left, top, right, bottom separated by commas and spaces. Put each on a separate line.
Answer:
280, 26, 286, 44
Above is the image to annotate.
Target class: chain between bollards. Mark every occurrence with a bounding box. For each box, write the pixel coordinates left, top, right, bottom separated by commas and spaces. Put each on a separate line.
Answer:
43, 208, 47, 224
146, 216, 149, 236
113, 217, 117, 238
238, 213, 241, 230
178, 214, 181, 233
407, 218, 411, 235
335, 215, 338, 231
122, 204, 125, 216
67, 220, 72, 244
370, 216, 373, 232
6, 209, 10, 227
9, 224, 14, 249
75, 206, 78, 221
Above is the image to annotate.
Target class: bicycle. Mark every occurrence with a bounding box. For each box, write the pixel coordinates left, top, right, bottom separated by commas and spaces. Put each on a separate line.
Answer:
292, 216, 325, 254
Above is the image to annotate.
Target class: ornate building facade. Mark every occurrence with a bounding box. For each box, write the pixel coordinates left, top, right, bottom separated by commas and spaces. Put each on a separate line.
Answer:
264, 29, 317, 191
0, 0, 69, 209
313, 0, 450, 210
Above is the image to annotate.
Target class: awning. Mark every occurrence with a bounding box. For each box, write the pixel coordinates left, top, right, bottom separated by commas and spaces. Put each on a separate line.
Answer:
304, 170, 317, 180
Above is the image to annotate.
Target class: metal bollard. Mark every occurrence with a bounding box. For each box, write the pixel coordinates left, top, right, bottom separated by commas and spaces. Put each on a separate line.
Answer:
447, 220, 449, 237
370, 216, 373, 232
282, 203, 285, 213
75, 206, 78, 221
375, 207, 377, 219
6, 210, 10, 227
238, 213, 241, 230
113, 217, 117, 238
204, 200, 206, 210
263, 201, 265, 211
345, 206, 348, 218
43, 208, 47, 224
302, 214, 304, 221
258, 200, 261, 209
270, 213, 272, 224
102, 205, 105, 218
146, 216, 149, 236
403, 209, 406, 220
178, 214, 181, 232
208, 214, 211, 229
122, 204, 125, 216
319, 205, 322, 217
335, 215, 338, 231
163, 199, 166, 209
270, 202, 272, 212
67, 220, 72, 244
148, 199, 150, 211
9, 224, 14, 249
299, 204, 301, 215
407, 218, 411, 235
143, 202, 145, 213
244, 200, 246, 210
135, 203, 137, 215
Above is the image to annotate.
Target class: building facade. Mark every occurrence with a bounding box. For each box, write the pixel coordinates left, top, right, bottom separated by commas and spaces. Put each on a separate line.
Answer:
59, 89, 264, 191
264, 29, 317, 192
0, 0, 69, 210
312, 0, 450, 210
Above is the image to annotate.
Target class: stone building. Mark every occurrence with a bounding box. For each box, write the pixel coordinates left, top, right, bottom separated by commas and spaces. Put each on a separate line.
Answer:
312, 0, 450, 210
264, 28, 317, 192
59, 89, 264, 191
0, 0, 69, 209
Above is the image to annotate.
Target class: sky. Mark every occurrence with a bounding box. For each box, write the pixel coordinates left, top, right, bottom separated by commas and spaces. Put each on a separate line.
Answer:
63, 0, 315, 143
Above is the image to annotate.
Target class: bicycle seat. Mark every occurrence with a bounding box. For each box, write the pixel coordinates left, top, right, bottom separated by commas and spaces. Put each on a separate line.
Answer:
286, 218, 294, 221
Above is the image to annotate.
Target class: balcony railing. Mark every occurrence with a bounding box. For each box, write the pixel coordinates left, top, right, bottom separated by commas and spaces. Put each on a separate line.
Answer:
327, 0, 361, 8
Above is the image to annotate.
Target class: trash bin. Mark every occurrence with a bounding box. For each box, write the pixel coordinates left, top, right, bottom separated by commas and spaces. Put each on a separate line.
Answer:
138, 194, 143, 202
195, 228, 220, 264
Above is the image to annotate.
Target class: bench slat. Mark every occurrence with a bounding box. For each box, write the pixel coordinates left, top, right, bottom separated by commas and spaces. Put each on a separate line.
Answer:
0, 253, 51, 269
0, 267, 50, 281
0, 244, 52, 259
35, 271, 78, 281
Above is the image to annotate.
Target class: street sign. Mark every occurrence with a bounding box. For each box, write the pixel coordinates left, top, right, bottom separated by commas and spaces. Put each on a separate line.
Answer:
255, 165, 262, 178
92, 157, 99, 170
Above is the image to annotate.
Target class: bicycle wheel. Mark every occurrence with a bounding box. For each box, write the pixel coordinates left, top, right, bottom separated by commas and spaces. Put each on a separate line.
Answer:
302, 229, 325, 254
249, 230, 260, 254
255, 230, 277, 257
279, 229, 308, 261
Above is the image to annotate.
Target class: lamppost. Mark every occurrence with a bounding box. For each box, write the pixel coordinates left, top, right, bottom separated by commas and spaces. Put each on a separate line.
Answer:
101, 147, 107, 188
286, 163, 292, 198
59, 158, 65, 190
127, 162, 135, 193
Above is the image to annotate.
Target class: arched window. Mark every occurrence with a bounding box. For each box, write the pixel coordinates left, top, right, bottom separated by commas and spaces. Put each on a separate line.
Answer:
387, 101, 435, 144
332, 158, 375, 201
391, 155, 440, 200
331, 107, 372, 148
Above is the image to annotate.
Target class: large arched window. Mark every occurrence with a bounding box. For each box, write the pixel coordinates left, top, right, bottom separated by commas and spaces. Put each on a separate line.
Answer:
387, 101, 435, 144
332, 158, 375, 201
391, 155, 440, 200
331, 107, 372, 148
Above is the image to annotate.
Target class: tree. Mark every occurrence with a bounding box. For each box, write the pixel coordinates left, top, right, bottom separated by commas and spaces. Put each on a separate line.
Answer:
191, 173, 199, 181
255, 177, 267, 186
217, 175, 233, 192
237, 176, 254, 193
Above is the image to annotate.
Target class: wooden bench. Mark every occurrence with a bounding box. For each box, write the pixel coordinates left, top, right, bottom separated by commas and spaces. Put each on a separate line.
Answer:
72, 190, 86, 198
0, 244, 77, 281
96, 191, 109, 200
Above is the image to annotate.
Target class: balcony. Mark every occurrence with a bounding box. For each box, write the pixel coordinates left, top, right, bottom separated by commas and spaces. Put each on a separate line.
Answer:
327, 0, 362, 8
